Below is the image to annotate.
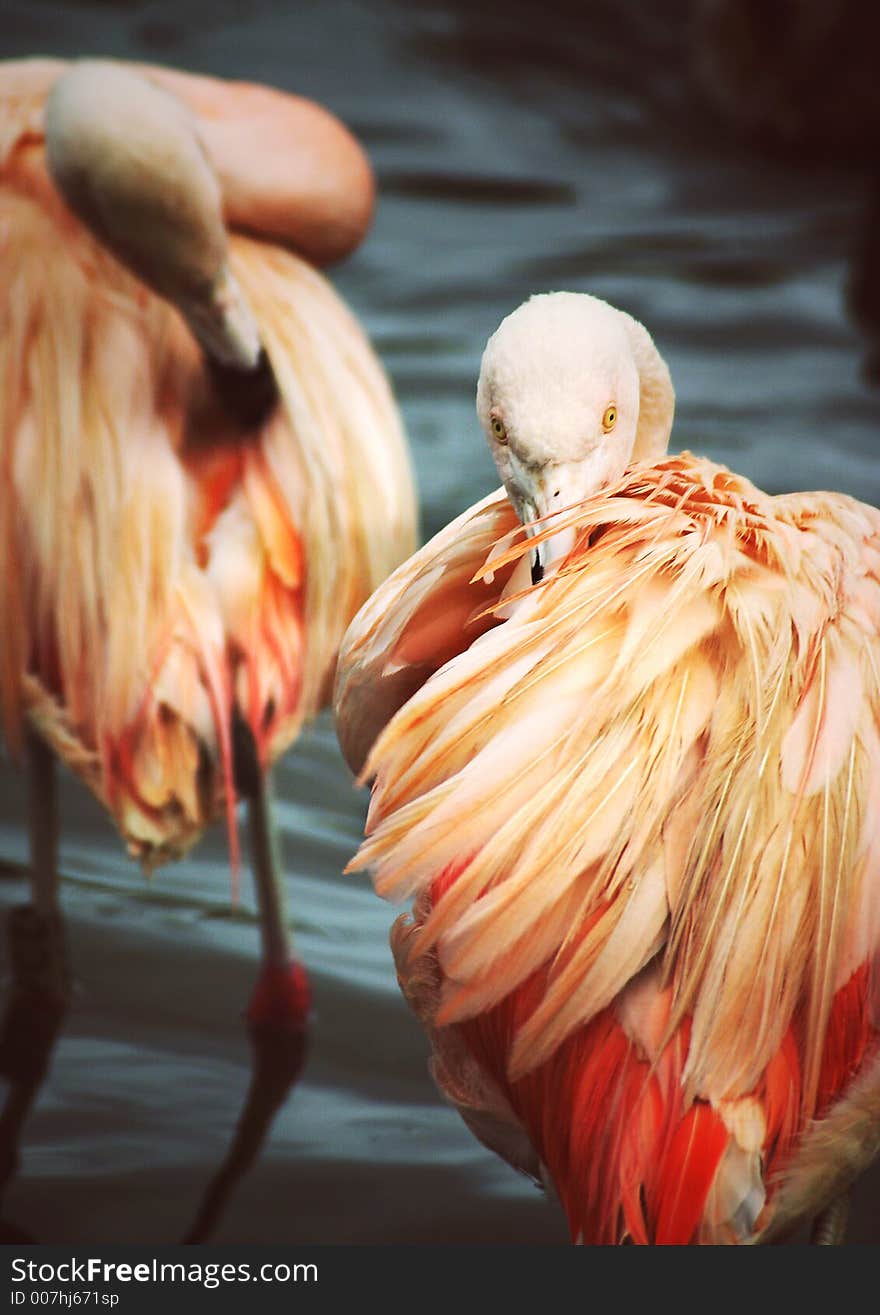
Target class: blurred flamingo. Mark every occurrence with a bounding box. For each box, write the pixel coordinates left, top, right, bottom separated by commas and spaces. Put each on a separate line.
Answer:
336, 291, 880, 1244
0, 56, 416, 1239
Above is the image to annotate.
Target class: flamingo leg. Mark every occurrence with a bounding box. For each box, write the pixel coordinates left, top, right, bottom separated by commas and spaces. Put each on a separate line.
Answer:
183, 758, 310, 1243
0, 731, 69, 1194
810, 1193, 850, 1245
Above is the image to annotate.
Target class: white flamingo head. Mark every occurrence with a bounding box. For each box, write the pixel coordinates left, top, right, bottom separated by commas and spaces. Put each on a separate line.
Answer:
476, 291, 675, 575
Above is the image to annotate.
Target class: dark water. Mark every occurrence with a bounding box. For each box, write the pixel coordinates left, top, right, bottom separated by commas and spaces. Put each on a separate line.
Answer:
2, 0, 880, 1244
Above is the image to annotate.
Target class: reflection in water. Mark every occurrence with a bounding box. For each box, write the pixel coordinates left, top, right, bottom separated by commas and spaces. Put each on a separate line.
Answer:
1, 0, 879, 1244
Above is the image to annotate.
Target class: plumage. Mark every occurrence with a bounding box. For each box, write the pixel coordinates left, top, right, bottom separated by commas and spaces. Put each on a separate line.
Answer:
1, 59, 415, 864
337, 292, 880, 1243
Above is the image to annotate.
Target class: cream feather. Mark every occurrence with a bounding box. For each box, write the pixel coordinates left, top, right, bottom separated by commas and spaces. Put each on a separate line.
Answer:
344, 453, 880, 1129
1, 76, 415, 863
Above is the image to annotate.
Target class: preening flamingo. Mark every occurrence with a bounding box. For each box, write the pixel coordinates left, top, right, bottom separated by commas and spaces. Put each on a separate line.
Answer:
336, 291, 880, 1244
0, 57, 416, 1239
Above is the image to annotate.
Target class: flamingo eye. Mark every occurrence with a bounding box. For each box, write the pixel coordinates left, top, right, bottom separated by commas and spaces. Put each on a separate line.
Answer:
490, 416, 508, 445
602, 405, 617, 432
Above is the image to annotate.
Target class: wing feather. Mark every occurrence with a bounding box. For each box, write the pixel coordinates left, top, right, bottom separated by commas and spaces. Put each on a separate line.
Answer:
344, 454, 880, 1130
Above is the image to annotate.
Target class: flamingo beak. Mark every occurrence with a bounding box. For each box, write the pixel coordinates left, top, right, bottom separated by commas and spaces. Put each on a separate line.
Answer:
523, 470, 581, 581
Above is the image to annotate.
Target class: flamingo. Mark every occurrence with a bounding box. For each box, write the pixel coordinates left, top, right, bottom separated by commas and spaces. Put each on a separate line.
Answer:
335, 291, 880, 1244
0, 56, 416, 1239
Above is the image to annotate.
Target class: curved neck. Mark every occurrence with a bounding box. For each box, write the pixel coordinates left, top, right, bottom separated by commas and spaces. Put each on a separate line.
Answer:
46, 62, 263, 372
620, 311, 675, 461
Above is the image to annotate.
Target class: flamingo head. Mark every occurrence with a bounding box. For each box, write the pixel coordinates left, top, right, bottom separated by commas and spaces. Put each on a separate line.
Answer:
46, 60, 262, 372
476, 291, 674, 578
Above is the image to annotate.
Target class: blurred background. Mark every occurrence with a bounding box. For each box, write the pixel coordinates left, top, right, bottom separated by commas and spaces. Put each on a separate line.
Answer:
2, 0, 880, 1244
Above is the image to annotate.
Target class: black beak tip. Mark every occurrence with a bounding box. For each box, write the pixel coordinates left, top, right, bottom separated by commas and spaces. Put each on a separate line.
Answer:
208, 347, 280, 430
530, 552, 544, 586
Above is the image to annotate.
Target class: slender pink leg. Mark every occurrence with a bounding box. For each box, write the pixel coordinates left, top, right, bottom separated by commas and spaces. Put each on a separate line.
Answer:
183, 765, 310, 1242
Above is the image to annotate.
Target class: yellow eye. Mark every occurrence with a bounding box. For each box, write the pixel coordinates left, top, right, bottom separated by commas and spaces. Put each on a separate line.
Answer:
491, 416, 508, 444
602, 405, 617, 432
